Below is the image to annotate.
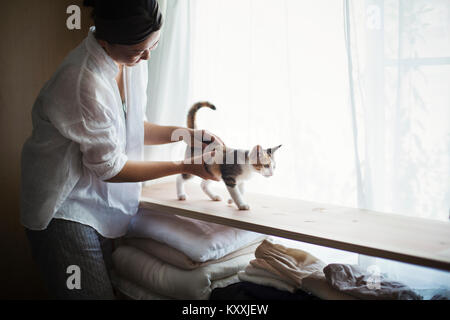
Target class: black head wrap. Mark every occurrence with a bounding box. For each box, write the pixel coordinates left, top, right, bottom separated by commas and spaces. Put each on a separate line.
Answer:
84, 0, 163, 45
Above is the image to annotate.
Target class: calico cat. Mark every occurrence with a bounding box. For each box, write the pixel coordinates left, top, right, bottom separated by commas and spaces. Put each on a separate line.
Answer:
176, 101, 281, 210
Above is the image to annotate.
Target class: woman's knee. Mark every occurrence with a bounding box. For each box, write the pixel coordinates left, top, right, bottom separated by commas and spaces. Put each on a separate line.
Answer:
25, 219, 116, 299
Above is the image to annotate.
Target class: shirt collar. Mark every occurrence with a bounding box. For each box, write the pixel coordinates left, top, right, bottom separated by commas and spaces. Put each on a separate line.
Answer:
85, 26, 119, 78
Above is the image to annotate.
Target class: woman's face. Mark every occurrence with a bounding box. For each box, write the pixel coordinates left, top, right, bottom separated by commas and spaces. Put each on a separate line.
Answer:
98, 30, 161, 67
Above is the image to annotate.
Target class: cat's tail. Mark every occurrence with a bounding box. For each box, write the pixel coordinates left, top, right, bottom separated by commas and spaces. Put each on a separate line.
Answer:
187, 101, 216, 129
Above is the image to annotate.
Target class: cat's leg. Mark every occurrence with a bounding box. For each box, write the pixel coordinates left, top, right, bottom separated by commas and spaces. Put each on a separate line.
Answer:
226, 185, 250, 210
227, 182, 245, 204
200, 180, 222, 201
238, 182, 245, 195
176, 174, 192, 200
177, 146, 196, 200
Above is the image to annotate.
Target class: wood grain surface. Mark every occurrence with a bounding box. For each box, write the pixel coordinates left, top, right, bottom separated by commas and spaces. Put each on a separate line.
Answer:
141, 181, 450, 272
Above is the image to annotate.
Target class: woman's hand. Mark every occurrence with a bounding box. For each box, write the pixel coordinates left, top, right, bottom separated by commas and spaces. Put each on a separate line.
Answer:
186, 129, 225, 151
182, 151, 220, 181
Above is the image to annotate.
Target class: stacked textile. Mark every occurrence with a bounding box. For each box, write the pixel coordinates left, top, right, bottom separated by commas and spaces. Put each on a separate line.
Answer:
323, 264, 423, 300
111, 208, 266, 300
238, 240, 423, 300
238, 239, 356, 300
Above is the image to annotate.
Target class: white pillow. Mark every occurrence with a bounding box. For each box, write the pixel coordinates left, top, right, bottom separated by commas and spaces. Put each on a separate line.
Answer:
112, 245, 252, 300
126, 208, 266, 262
111, 271, 172, 300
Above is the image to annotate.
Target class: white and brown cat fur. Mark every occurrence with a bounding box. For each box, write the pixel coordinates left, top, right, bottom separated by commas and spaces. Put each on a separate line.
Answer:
176, 101, 281, 210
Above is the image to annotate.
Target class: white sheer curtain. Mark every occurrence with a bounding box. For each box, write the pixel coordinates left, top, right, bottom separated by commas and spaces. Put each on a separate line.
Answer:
145, 0, 450, 292
188, 0, 358, 265
144, 0, 192, 178
345, 0, 450, 295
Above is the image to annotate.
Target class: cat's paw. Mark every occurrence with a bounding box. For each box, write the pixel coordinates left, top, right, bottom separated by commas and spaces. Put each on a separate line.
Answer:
178, 194, 187, 201
227, 199, 233, 205
212, 195, 222, 201
238, 204, 250, 211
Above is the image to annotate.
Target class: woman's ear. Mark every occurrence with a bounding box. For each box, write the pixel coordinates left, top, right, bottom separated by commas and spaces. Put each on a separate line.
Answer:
97, 39, 115, 56
97, 38, 108, 48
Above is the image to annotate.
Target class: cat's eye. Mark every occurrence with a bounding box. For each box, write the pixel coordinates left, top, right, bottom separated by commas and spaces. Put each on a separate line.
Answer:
263, 164, 270, 168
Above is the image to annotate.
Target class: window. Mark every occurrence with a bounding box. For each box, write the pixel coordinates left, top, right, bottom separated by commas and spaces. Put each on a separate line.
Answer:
146, 0, 450, 291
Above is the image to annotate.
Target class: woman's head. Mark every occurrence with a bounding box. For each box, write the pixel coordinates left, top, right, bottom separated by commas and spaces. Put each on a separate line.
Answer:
84, 0, 163, 66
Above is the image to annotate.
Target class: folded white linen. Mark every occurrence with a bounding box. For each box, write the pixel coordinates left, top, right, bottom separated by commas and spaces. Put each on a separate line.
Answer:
111, 271, 172, 300
253, 239, 326, 286
126, 208, 266, 262
123, 237, 262, 270
244, 265, 297, 288
112, 245, 254, 300
239, 240, 356, 300
237, 267, 356, 299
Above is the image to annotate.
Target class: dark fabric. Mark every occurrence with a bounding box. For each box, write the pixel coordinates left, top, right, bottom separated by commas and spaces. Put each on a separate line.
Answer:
210, 281, 320, 301
94, 0, 162, 45
323, 264, 423, 300
25, 218, 116, 300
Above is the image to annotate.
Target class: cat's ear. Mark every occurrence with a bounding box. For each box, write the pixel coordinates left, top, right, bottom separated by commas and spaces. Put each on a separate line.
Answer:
249, 145, 263, 165
267, 145, 282, 156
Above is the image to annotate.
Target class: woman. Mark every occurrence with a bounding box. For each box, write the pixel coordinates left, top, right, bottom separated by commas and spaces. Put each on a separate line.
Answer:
21, 0, 222, 299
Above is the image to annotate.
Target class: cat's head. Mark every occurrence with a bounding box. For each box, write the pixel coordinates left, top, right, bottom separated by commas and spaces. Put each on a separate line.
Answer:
249, 145, 282, 177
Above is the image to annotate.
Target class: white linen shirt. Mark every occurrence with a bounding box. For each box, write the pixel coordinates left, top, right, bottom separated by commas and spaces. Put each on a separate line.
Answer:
20, 27, 148, 238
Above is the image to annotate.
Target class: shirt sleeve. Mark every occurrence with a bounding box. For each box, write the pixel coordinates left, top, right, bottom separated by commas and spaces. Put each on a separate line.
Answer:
44, 64, 127, 181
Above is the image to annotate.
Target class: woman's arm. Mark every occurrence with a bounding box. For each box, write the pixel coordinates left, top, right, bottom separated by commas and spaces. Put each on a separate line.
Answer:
144, 121, 225, 148
144, 122, 185, 145
105, 160, 184, 183
105, 152, 219, 183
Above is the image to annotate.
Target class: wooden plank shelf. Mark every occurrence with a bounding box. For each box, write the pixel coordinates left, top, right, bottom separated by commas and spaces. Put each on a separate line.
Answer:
140, 181, 450, 272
